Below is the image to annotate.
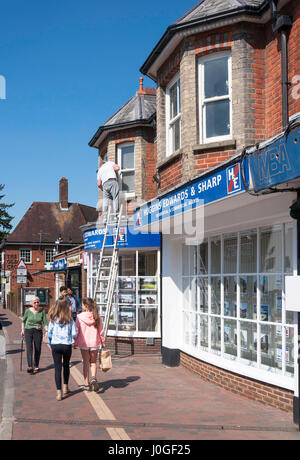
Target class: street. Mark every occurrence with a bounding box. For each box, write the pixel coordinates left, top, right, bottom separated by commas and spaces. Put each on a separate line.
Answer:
1, 307, 300, 443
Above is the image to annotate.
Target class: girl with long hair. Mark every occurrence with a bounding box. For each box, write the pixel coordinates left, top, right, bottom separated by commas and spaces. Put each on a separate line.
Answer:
74, 297, 105, 391
48, 299, 78, 401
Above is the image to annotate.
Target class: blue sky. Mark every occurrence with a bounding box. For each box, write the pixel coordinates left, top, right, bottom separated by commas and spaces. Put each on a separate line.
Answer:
0, 0, 197, 230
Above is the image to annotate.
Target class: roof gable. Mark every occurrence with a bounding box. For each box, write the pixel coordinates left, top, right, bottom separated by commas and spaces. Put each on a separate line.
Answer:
174, 0, 265, 25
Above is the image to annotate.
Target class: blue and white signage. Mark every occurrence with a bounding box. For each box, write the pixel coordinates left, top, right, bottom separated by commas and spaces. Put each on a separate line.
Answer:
249, 125, 300, 192
135, 160, 248, 228
84, 225, 160, 251
53, 258, 66, 270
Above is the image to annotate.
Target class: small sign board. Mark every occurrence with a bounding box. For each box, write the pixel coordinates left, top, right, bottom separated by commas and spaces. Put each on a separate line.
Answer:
17, 276, 27, 284
17, 259, 27, 269
17, 268, 27, 276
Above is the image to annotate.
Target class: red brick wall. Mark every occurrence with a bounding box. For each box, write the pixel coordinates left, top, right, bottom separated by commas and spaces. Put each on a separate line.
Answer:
159, 156, 183, 194
107, 337, 161, 355
194, 150, 235, 175
180, 352, 293, 412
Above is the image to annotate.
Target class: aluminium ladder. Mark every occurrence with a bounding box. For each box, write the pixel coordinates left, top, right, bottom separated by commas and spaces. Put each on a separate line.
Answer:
93, 204, 123, 337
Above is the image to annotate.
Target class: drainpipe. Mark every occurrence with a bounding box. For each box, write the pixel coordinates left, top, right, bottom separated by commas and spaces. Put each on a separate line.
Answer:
269, 0, 293, 130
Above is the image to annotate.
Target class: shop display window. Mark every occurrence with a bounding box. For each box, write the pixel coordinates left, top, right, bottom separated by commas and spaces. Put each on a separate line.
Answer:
88, 250, 160, 336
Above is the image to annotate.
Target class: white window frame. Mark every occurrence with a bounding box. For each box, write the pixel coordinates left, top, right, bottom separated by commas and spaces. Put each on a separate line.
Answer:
166, 73, 181, 156
198, 51, 232, 144
19, 248, 32, 264
45, 248, 55, 264
117, 141, 135, 199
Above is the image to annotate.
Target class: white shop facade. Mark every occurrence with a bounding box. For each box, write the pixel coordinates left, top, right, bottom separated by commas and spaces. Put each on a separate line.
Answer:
134, 123, 300, 400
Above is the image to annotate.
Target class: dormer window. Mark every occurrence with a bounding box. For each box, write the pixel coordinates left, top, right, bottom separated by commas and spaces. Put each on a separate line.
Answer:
117, 142, 135, 197
166, 74, 181, 156
198, 52, 232, 143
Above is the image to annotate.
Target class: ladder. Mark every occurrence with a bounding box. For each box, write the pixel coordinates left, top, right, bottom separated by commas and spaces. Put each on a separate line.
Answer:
93, 204, 123, 337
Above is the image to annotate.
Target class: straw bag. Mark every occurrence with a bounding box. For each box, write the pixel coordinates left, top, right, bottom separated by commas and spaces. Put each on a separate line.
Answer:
99, 349, 112, 372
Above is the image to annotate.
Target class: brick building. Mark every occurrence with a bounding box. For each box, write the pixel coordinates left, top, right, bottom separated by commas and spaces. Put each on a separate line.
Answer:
1, 178, 98, 315
84, 79, 162, 355
134, 0, 300, 415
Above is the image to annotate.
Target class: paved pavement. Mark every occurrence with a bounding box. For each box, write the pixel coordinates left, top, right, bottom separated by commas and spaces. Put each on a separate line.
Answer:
1, 307, 300, 443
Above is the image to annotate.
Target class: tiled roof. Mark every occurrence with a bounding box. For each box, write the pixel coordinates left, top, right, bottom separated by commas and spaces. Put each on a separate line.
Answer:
89, 91, 156, 147
6, 202, 98, 244
174, 0, 265, 25
104, 93, 156, 127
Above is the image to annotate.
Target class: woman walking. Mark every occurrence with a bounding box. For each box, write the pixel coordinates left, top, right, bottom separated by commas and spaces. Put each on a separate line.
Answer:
21, 296, 48, 374
48, 299, 77, 401
74, 297, 105, 391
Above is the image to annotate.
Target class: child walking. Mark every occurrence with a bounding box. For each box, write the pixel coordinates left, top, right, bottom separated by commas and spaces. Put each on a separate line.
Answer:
48, 299, 78, 401
74, 297, 105, 391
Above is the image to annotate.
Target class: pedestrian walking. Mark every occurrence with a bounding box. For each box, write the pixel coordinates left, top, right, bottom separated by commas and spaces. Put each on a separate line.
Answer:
74, 297, 105, 391
97, 160, 120, 224
67, 287, 78, 321
21, 296, 48, 374
47, 298, 78, 401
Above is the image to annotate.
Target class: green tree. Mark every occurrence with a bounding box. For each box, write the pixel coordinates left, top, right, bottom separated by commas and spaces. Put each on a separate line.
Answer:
0, 184, 14, 243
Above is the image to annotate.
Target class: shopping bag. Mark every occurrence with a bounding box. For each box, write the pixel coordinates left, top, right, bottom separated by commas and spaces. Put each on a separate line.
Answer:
99, 349, 112, 372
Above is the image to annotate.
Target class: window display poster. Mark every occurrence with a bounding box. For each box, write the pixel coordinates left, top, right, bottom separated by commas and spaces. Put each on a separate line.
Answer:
140, 277, 156, 290
140, 294, 157, 305
276, 345, 290, 363
118, 294, 135, 304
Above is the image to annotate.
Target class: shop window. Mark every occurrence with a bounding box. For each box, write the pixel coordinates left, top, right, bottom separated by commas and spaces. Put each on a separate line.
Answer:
182, 222, 296, 381
198, 52, 232, 143
166, 74, 181, 156
90, 250, 160, 335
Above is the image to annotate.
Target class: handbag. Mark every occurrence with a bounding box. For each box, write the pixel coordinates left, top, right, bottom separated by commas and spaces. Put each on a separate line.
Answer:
99, 349, 112, 372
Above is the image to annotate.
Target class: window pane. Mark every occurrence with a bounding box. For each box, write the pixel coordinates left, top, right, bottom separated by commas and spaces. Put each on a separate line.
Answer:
121, 171, 135, 193
119, 254, 135, 276
285, 326, 294, 376
204, 57, 229, 99
259, 275, 282, 323
121, 144, 134, 169
211, 237, 221, 274
224, 276, 237, 317
138, 251, 157, 276
199, 277, 208, 313
138, 306, 158, 332
241, 322, 257, 363
240, 276, 257, 320
205, 99, 230, 139
211, 316, 221, 354
260, 225, 282, 273
170, 81, 180, 118
261, 324, 282, 372
199, 241, 208, 274
211, 276, 221, 315
240, 230, 257, 273
171, 118, 181, 152
224, 319, 237, 357
200, 315, 208, 348
224, 234, 237, 273
284, 223, 294, 274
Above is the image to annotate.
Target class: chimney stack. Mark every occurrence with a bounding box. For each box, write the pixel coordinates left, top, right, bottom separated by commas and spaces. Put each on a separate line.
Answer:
59, 177, 69, 210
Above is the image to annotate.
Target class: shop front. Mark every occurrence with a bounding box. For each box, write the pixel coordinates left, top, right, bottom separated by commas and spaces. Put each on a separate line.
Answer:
83, 224, 161, 354
134, 122, 300, 410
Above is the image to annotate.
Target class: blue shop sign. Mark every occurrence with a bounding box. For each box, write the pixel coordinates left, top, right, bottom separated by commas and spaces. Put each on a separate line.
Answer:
83, 225, 160, 251
134, 160, 249, 228
249, 125, 300, 192
53, 258, 66, 270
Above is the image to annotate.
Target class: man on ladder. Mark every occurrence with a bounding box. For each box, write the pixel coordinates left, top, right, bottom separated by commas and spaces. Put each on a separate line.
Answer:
97, 159, 120, 224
